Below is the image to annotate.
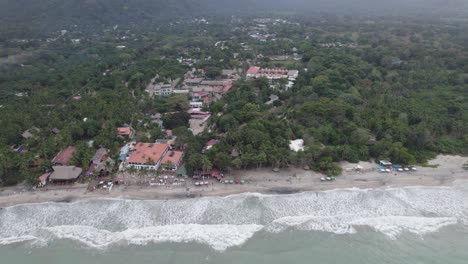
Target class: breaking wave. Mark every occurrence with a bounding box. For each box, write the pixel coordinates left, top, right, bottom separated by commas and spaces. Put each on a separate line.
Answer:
1, 183, 467, 251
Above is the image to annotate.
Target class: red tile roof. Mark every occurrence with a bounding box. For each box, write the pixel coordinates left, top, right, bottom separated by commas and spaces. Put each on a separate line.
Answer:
52, 146, 76, 166
117, 127, 132, 136
128, 143, 169, 165
247, 66, 261, 75
205, 139, 219, 147
38, 172, 50, 183
188, 109, 211, 115
161, 151, 184, 166
222, 84, 233, 93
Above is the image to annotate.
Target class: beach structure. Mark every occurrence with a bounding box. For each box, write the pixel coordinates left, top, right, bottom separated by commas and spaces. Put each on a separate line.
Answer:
193, 169, 223, 180
91, 148, 108, 165
37, 172, 51, 187
49, 166, 82, 183
127, 143, 170, 170
379, 160, 393, 168
160, 150, 185, 171
86, 148, 114, 177
52, 146, 77, 166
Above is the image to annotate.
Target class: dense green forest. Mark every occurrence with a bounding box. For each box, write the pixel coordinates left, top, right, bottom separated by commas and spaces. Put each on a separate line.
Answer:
0, 4, 467, 186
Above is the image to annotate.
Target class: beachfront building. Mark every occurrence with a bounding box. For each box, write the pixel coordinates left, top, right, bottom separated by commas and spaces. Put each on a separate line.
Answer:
37, 172, 51, 187
127, 143, 170, 170
52, 146, 77, 166
49, 166, 83, 184
160, 150, 185, 171
379, 160, 393, 168
85, 148, 115, 177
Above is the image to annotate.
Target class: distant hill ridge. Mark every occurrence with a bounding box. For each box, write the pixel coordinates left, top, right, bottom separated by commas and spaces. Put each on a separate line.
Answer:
0, 0, 467, 32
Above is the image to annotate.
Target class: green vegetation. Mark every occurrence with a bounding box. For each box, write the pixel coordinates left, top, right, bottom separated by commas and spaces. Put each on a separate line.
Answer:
0, 8, 467, 185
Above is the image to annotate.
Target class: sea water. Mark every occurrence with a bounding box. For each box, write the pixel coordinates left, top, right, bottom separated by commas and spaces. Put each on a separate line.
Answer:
1, 182, 467, 264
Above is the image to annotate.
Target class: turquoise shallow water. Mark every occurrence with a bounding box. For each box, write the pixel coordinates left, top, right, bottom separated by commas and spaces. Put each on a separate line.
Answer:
1, 228, 467, 264
1, 183, 467, 263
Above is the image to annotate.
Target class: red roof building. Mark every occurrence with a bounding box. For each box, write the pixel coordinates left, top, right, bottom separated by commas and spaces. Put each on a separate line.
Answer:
127, 143, 170, 170
161, 151, 185, 171
38, 172, 51, 187
222, 84, 233, 93
246, 66, 261, 75
117, 127, 134, 138
52, 146, 77, 166
203, 139, 219, 153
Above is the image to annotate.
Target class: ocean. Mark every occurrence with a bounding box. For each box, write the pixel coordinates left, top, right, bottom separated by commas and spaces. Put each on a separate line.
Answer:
1, 183, 467, 264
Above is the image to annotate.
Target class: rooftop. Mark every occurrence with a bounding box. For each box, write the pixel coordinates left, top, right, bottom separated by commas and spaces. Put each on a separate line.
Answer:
161, 151, 184, 166
246, 66, 261, 75
222, 84, 233, 93
117, 127, 133, 136
91, 148, 108, 164
128, 143, 169, 165
205, 139, 219, 147
50, 166, 82, 181
52, 146, 76, 166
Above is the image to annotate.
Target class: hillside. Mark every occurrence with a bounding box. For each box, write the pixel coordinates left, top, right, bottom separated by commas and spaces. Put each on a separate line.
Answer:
1, 0, 467, 34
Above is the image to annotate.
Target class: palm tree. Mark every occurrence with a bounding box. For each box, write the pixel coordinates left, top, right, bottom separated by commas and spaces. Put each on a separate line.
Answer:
202, 156, 212, 172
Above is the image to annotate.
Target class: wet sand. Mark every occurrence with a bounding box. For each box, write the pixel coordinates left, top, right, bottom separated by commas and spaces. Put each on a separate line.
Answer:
0, 155, 466, 208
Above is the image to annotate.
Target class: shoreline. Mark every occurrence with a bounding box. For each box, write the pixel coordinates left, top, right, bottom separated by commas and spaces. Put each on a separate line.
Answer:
0, 155, 466, 208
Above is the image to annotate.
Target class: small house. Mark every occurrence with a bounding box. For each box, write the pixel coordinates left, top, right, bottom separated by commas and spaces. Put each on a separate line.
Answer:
37, 172, 51, 187
202, 139, 219, 153
117, 127, 135, 139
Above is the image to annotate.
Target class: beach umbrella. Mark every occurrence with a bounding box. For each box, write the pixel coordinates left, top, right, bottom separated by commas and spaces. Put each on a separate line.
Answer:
240, 180, 245, 184
235, 179, 240, 184
229, 180, 234, 184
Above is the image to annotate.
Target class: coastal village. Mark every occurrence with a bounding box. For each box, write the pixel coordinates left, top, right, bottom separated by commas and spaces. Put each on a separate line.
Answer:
1, 15, 466, 203
26, 58, 451, 197
31, 63, 304, 194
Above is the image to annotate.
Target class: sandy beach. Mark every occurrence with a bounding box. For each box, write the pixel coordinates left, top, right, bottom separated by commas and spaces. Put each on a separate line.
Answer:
0, 155, 466, 208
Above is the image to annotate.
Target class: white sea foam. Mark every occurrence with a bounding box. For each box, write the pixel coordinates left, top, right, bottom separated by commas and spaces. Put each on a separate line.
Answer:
0, 236, 38, 245
268, 215, 357, 234
41, 224, 263, 251
0, 185, 467, 250
350, 216, 458, 238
